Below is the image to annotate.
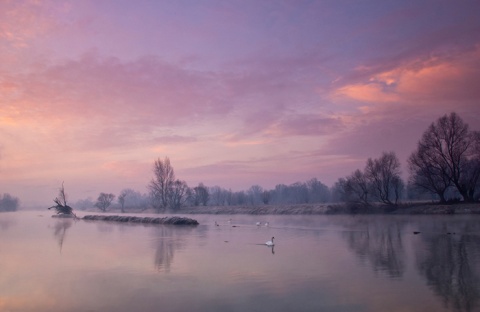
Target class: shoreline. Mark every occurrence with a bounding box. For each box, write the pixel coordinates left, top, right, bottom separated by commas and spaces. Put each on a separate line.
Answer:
72, 202, 480, 215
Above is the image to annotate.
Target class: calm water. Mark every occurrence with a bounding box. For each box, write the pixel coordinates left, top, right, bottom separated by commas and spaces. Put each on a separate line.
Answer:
1, 211, 480, 312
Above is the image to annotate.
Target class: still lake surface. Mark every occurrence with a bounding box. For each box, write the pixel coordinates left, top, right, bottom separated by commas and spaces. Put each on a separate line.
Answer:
1, 211, 480, 312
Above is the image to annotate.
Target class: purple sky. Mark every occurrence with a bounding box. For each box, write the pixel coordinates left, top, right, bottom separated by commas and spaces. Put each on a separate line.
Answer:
1, 0, 480, 207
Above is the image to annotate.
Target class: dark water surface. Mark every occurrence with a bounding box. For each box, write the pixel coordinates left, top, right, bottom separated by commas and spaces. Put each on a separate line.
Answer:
1, 211, 480, 312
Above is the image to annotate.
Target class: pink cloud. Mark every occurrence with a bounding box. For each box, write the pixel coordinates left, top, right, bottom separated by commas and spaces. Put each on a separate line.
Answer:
268, 114, 344, 137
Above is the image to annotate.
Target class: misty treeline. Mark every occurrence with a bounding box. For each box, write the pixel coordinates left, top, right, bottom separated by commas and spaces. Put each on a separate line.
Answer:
0, 193, 19, 212
70, 112, 479, 213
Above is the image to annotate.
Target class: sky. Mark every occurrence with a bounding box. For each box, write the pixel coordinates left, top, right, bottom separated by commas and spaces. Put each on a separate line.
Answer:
1, 0, 480, 207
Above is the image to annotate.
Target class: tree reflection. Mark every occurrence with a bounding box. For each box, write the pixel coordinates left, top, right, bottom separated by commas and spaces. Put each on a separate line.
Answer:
342, 217, 406, 278
152, 226, 195, 272
416, 223, 480, 312
52, 220, 73, 252
0, 219, 13, 230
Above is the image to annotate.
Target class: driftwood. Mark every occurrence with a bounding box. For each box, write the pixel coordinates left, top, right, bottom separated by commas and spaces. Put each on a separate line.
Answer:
48, 182, 75, 217
82, 215, 199, 225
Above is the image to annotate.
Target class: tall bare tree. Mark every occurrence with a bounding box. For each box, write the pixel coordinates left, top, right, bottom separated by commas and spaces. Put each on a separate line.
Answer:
409, 113, 480, 202
149, 157, 176, 212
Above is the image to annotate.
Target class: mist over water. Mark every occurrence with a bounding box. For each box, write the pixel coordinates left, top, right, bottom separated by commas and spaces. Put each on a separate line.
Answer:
1, 211, 479, 312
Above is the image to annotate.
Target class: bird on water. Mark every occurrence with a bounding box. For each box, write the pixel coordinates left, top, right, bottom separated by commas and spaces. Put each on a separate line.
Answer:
265, 237, 275, 246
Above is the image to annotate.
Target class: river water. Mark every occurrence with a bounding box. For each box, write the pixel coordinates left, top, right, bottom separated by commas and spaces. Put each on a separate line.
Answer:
1, 211, 479, 312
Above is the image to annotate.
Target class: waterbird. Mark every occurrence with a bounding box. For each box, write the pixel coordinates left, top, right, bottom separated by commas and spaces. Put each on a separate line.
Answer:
265, 237, 275, 246
256, 222, 261, 226
264, 222, 269, 227
413, 231, 421, 235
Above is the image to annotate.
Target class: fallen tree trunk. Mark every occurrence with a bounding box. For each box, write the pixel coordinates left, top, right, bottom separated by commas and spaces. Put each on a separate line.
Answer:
82, 215, 199, 225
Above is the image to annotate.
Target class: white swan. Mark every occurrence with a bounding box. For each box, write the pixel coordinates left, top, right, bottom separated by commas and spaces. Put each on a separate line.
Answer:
265, 237, 275, 246
256, 222, 261, 226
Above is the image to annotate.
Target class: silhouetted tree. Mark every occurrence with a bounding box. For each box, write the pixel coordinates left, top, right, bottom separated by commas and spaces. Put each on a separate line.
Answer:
342, 169, 370, 206
409, 113, 480, 202
365, 151, 403, 205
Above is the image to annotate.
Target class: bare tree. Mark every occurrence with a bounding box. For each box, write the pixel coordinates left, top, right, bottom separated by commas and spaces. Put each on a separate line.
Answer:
247, 185, 264, 205
409, 113, 480, 202
48, 182, 74, 215
149, 157, 176, 212
408, 145, 451, 202
365, 151, 403, 205
118, 191, 127, 213
95, 193, 115, 212
345, 169, 370, 206
193, 183, 209, 206
169, 180, 189, 210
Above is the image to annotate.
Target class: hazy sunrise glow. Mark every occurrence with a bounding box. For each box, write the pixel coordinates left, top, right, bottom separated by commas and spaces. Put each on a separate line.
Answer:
1, 0, 479, 206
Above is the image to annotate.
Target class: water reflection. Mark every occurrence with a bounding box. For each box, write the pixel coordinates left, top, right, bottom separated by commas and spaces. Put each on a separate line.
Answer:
51, 219, 73, 252
415, 220, 480, 312
341, 217, 406, 278
0, 218, 13, 230
152, 225, 196, 272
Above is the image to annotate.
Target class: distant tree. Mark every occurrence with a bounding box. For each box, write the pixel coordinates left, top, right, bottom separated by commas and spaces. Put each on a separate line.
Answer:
306, 178, 331, 203
73, 198, 94, 210
118, 191, 127, 213
169, 180, 189, 210
409, 113, 480, 202
262, 190, 271, 204
209, 186, 229, 206
193, 183, 209, 206
365, 151, 403, 205
149, 157, 176, 212
0, 193, 19, 212
95, 193, 115, 212
247, 185, 263, 205
117, 189, 149, 211
48, 182, 74, 215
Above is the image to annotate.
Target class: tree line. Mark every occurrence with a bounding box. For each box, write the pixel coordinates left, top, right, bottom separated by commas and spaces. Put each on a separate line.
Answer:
0, 193, 19, 212
1, 112, 477, 213
66, 112, 478, 213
